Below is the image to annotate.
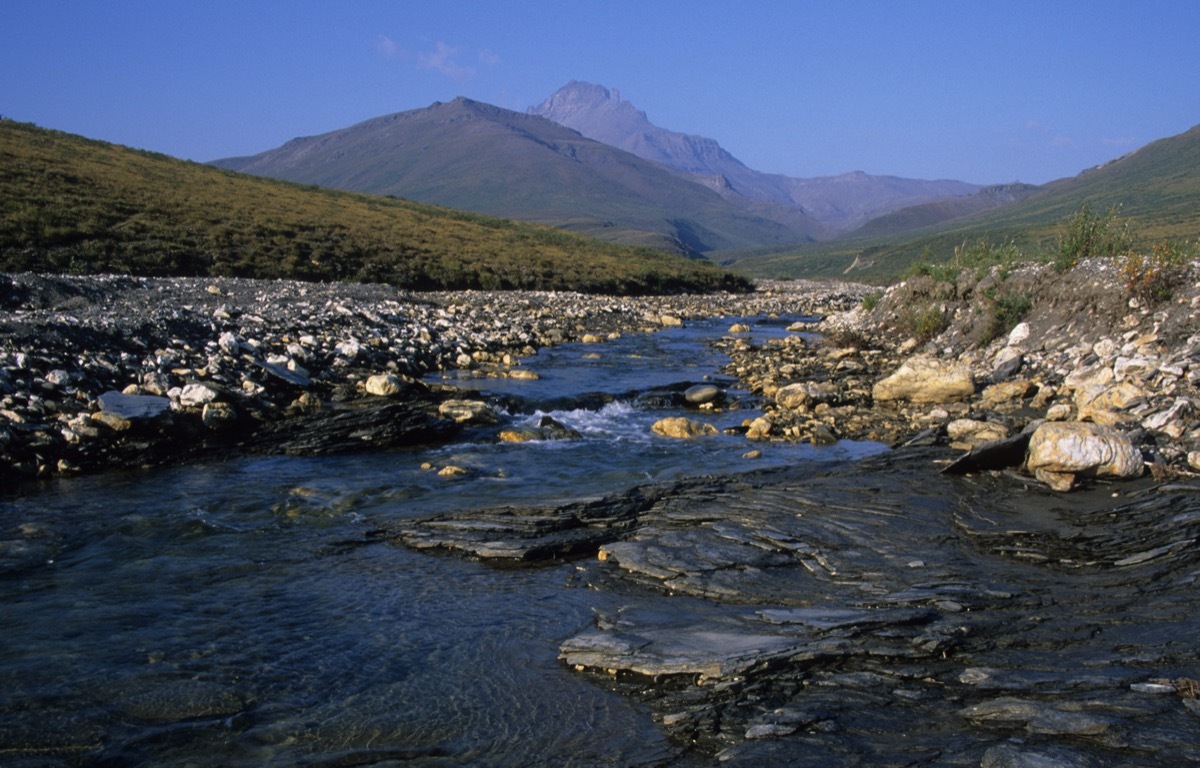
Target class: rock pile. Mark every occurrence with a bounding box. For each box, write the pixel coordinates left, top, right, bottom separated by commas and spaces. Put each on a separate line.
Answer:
721, 257, 1200, 490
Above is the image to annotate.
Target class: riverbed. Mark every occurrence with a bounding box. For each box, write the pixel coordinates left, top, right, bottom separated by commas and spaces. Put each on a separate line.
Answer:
3, 314, 1199, 767
0, 315, 873, 766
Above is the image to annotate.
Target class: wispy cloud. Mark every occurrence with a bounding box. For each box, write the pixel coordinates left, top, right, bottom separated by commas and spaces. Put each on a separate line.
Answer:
375, 35, 398, 60
1022, 119, 1076, 151
418, 41, 474, 83
478, 48, 501, 67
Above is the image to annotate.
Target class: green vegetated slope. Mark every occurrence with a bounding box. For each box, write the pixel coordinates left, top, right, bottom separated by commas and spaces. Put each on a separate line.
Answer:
728, 123, 1200, 281
0, 120, 751, 294
212, 97, 819, 254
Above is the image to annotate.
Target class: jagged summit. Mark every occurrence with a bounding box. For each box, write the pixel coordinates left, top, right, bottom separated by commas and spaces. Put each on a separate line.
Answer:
529, 81, 747, 179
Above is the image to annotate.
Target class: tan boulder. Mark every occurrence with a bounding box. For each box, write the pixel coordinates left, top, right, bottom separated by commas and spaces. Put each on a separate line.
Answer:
872, 356, 975, 404
506, 369, 540, 380
980, 380, 1037, 408
745, 416, 773, 440
651, 417, 717, 439
947, 418, 1010, 449
364, 373, 405, 397
1026, 422, 1143, 491
776, 381, 837, 411
498, 428, 543, 443
438, 399, 498, 424
1074, 380, 1147, 426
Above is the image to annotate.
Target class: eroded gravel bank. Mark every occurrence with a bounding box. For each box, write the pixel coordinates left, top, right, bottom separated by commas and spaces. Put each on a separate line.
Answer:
0, 273, 864, 485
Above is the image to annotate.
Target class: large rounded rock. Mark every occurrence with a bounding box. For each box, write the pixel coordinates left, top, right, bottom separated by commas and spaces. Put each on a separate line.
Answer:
684, 384, 721, 405
1026, 422, 1143, 491
651, 417, 717, 439
364, 373, 405, 397
872, 356, 974, 404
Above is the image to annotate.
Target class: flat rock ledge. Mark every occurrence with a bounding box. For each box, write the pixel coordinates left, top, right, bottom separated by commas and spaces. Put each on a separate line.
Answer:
385, 449, 1200, 764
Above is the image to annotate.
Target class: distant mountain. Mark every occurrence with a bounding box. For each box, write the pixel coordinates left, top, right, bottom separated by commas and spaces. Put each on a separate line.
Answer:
213, 98, 826, 256
0, 119, 750, 294
846, 184, 1041, 238
727, 123, 1200, 280
528, 81, 982, 232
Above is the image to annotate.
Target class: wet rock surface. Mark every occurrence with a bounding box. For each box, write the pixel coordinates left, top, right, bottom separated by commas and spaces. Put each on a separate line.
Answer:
386, 449, 1200, 765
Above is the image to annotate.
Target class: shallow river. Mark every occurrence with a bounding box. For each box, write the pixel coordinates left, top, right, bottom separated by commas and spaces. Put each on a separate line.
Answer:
1, 316, 885, 766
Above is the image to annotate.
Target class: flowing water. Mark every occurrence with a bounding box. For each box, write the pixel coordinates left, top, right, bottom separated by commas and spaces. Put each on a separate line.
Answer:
0, 316, 886, 767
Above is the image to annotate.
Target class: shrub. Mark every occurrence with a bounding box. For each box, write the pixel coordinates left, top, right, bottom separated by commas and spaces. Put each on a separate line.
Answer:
954, 237, 1024, 275
1053, 203, 1135, 272
861, 291, 882, 312
897, 303, 948, 343
1121, 241, 1194, 304
903, 238, 1026, 284
903, 260, 960, 284
981, 289, 1032, 342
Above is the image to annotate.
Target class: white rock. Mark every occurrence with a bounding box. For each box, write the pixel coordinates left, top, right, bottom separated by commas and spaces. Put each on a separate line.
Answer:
438, 399, 498, 424
179, 382, 219, 407
1026, 422, 1143, 491
1006, 322, 1031, 347
872, 356, 975, 404
45, 369, 73, 387
336, 339, 362, 359
1113, 355, 1157, 382
1143, 398, 1191, 432
218, 331, 240, 356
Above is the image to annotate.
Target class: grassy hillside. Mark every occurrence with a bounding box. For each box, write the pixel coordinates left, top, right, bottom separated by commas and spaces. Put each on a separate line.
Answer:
729, 124, 1200, 280
0, 120, 751, 294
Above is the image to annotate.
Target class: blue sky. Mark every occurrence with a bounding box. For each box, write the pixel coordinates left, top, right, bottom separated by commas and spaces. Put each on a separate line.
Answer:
3, 1, 1198, 184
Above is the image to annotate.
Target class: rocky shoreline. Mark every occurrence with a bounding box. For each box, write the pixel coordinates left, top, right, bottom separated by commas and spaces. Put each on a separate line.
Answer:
4, 259, 1199, 492
0, 272, 863, 486
723, 257, 1200, 485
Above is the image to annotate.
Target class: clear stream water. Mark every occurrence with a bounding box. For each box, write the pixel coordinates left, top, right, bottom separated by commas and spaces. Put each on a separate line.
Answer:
0, 316, 885, 767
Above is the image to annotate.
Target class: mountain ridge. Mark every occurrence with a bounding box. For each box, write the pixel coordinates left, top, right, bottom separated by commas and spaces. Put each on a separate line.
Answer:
527, 81, 982, 231
213, 96, 826, 255
726, 122, 1200, 279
